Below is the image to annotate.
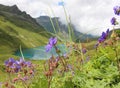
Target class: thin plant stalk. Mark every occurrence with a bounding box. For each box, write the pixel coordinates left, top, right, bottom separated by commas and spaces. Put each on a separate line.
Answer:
114, 48, 120, 73
48, 76, 52, 88
8, 73, 12, 83
54, 46, 66, 70
62, 4, 72, 41
47, 9, 57, 34
20, 45, 25, 61
49, 6, 61, 33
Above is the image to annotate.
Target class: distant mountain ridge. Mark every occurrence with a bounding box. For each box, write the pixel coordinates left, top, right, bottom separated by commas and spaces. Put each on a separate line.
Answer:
0, 4, 36, 24
0, 4, 48, 55
0, 4, 45, 32
36, 16, 96, 42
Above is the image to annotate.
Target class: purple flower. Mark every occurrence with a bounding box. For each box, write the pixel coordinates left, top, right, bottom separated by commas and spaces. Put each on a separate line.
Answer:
5, 58, 16, 67
25, 61, 32, 67
98, 37, 105, 43
16, 58, 32, 67
111, 17, 117, 25
106, 28, 109, 34
82, 48, 87, 54
12, 63, 21, 73
98, 29, 109, 43
4, 58, 22, 73
16, 58, 25, 66
45, 37, 57, 52
49, 37, 57, 45
113, 6, 120, 16
45, 44, 53, 52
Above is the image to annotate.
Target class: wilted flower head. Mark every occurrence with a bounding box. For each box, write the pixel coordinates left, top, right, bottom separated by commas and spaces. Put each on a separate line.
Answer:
86, 56, 90, 62
0, 82, 2, 87
55, 56, 60, 62
94, 43, 99, 49
113, 6, 120, 16
98, 29, 109, 43
111, 17, 118, 25
67, 64, 72, 70
63, 53, 69, 59
45, 37, 57, 52
21, 76, 29, 81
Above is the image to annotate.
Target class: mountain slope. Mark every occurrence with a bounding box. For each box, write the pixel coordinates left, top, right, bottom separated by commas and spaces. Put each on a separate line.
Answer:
0, 4, 49, 56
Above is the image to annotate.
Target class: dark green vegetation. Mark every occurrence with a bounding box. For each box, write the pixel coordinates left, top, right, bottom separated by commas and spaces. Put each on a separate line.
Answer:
0, 4, 49, 60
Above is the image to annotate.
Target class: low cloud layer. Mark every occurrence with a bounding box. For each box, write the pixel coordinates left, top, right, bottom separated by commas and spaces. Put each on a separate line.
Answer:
0, 0, 120, 35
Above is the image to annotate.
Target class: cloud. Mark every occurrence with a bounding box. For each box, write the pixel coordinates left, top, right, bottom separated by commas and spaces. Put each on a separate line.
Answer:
0, 0, 120, 35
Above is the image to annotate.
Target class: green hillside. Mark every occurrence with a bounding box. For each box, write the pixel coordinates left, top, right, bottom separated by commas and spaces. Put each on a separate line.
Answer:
0, 4, 49, 60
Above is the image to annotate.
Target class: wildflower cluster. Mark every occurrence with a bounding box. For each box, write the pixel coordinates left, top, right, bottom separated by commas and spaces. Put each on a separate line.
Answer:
3, 58, 35, 88
66, 42, 87, 55
96, 5, 120, 73
5, 58, 33, 73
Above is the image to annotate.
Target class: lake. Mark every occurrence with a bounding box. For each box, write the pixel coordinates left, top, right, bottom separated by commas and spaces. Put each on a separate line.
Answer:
15, 44, 68, 60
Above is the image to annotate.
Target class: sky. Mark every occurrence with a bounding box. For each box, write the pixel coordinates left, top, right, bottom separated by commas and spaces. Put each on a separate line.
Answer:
0, 0, 120, 35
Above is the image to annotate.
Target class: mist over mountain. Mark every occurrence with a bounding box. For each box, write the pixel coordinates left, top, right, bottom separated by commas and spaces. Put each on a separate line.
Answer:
36, 16, 96, 42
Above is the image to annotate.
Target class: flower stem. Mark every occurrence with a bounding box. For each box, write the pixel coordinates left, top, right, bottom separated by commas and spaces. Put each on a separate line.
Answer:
115, 48, 120, 73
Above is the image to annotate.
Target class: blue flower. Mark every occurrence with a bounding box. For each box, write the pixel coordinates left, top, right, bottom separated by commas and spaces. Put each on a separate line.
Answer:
111, 17, 117, 25
113, 6, 120, 16
58, 1, 65, 6
82, 48, 87, 54
45, 37, 57, 52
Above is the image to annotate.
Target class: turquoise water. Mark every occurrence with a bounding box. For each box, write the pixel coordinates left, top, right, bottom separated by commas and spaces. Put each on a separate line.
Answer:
15, 44, 68, 60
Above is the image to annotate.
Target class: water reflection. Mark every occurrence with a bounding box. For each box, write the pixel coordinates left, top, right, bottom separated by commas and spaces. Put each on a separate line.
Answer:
15, 44, 68, 60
